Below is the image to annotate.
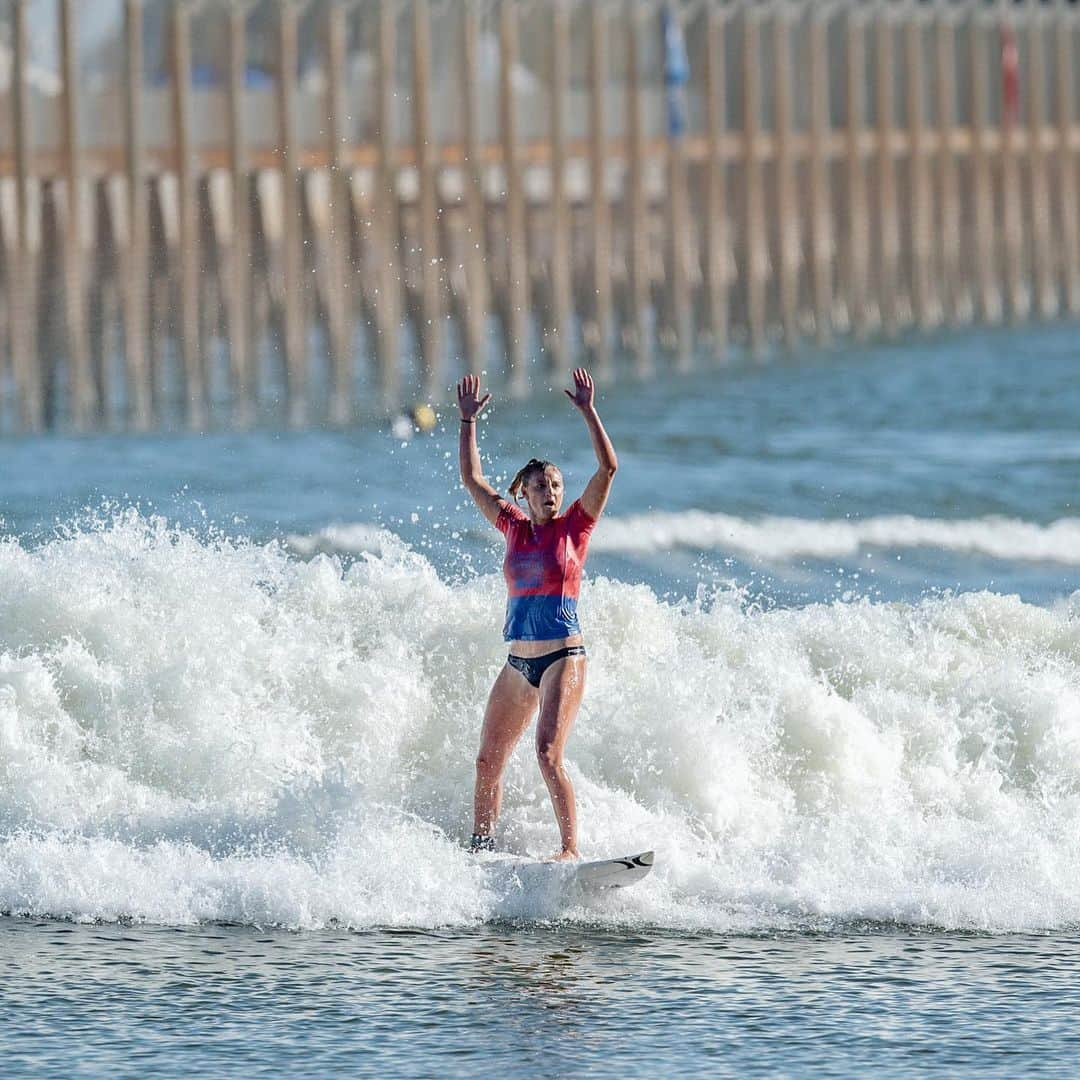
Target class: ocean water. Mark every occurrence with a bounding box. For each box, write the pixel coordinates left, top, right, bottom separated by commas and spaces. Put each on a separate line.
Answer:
2, 322, 1080, 1075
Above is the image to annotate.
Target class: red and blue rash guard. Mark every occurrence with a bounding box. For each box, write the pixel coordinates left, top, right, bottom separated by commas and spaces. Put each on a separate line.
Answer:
496, 498, 598, 641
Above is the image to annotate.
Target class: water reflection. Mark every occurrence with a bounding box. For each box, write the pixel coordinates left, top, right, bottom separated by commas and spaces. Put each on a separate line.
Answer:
2, 919, 1077, 1077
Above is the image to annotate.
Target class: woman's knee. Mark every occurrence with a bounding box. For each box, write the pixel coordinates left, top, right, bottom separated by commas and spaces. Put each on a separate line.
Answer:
535, 739, 563, 775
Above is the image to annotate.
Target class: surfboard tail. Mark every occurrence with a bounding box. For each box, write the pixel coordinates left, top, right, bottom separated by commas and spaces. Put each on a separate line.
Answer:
575, 850, 655, 888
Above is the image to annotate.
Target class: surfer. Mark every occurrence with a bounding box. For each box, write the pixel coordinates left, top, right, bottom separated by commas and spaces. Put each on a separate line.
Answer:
457, 368, 617, 861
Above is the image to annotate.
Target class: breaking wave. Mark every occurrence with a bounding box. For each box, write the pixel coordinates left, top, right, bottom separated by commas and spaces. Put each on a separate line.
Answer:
2, 510, 1080, 932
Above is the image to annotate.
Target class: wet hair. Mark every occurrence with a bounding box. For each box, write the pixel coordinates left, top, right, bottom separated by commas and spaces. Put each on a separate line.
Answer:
508, 458, 559, 501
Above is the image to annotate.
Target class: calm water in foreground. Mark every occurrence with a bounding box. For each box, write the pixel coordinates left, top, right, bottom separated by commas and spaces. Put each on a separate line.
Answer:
3, 322, 1080, 1075
5, 919, 1078, 1078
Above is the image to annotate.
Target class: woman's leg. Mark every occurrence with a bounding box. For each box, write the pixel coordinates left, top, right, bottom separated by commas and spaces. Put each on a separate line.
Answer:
535, 654, 587, 859
473, 663, 539, 839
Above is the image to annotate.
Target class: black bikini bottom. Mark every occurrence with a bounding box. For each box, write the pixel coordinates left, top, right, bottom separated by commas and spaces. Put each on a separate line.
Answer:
507, 645, 587, 689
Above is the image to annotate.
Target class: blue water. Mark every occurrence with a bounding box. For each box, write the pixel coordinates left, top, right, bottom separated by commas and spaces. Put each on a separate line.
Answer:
4, 920, 1079, 1078
2, 322, 1080, 1076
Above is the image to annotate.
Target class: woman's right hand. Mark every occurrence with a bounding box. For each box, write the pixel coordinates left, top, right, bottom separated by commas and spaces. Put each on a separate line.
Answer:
457, 375, 492, 421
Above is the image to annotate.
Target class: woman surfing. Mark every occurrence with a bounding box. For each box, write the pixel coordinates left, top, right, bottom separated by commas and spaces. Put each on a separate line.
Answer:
457, 368, 617, 861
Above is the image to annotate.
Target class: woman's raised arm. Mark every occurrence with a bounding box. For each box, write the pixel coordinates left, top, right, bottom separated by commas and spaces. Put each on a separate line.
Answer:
457, 375, 504, 527
564, 368, 617, 519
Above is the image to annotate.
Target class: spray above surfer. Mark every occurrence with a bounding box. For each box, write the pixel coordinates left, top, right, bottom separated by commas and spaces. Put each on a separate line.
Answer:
457, 368, 617, 861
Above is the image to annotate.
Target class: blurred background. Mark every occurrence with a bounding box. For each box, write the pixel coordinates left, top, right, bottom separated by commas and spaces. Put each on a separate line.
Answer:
0, 0, 1076, 433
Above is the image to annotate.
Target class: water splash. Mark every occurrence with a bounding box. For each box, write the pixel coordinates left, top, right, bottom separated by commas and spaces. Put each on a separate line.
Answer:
2, 510, 1080, 931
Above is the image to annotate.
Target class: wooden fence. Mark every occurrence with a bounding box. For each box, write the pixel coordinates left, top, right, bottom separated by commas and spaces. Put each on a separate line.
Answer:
1, 0, 1078, 433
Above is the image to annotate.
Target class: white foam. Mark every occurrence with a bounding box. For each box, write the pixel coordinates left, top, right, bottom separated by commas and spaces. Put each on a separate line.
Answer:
287, 511, 1080, 564
2, 510, 1080, 931
588, 511, 1080, 563
286, 523, 408, 561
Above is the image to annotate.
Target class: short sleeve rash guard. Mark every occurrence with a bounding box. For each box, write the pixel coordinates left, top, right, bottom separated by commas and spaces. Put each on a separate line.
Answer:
496, 499, 597, 641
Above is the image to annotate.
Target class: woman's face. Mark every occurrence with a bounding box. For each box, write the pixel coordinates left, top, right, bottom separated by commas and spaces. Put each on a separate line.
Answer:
524, 466, 564, 522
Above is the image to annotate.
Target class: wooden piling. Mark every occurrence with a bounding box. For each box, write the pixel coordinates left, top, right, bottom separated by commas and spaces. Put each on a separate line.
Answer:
742, 7, 768, 354
665, 8, 693, 370
874, 10, 901, 333
59, 0, 95, 429
772, 8, 799, 349
170, 2, 206, 428
999, 17, 1028, 322
1027, 16, 1056, 319
91, 180, 123, 423
934, 12, 965, 325
10, 0, 41, 432
905, 15, 936, 329
499, 0, 529, 396
625, 0, 652, 376
1057, 9, 1080, 314
844, 9, 870, 337
38, 184, 65, 418
587, 1, 613, 378
412, 0, 443, 401
460, 1, 490, 375
547, 0, 573, 378
226, 2, 253, 426
248, 173, 275, 381
0, 0, 1075, 436
374, 0, 401, 410
0, 182, 12, 395
122, 0, 152, 429
147, 177, 175, 412
807, 8, 834, 344
324, 2, 352, 424
276, 0, 306, 425
702, 4, 730, 361
968, 14, 1001, 323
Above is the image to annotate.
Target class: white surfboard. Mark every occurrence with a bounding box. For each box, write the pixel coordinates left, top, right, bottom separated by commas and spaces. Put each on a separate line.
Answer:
486, 850, 654, 889
475, 849, 655, 891
572, 850, 655, 888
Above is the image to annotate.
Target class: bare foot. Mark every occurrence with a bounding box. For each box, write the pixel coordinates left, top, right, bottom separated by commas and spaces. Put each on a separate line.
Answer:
548, 849, 580, 862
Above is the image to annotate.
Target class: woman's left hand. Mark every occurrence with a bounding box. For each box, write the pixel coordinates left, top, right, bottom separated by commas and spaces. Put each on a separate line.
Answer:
563, 368, 595, 411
